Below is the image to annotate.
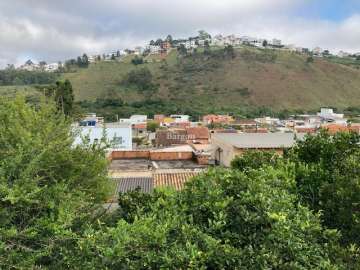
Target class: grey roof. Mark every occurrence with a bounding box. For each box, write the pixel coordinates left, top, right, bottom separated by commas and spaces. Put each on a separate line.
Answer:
114, 177, 153, 194
213, 133, 305, 149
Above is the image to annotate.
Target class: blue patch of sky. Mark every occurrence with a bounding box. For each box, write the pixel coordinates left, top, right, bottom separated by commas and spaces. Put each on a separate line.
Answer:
294, 0, 360, 21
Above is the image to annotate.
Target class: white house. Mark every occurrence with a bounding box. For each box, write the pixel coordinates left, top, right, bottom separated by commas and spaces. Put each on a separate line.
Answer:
148, 45, 161, 54
170, 115, 190, 123
44, 63, 59, 72
270, 39, 282, 47
74, 122, 132, 150
312, 47, 323, 56
119, 115, 147, 125
337, 51, 351, 58
317, 108, 345, 124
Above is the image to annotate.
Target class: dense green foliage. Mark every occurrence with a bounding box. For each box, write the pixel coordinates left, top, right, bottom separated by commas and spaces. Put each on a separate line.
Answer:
0, 97, 110, 268
0, 69, 58, 86
1, 97, 359, 268
122, 67, 158, 94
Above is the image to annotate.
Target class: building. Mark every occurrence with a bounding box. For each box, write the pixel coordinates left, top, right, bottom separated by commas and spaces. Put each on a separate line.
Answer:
317, 108, 346, 124
185, 127, 210, 144
44, 63, 59, 72
119, 115, 147, 125
211, 133, 303, 167
270, 39, 282, 47
203, 114, 233, 125
74, 122, 132, 150
170, 115, 190, 123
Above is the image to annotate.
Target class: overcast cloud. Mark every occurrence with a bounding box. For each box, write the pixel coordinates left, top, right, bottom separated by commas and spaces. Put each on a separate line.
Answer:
0, 0, 359, 67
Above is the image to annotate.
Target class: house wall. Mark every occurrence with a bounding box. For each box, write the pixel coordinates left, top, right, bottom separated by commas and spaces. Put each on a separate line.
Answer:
150, 152, 193, 161
111, 150, 193, 161
74, 126, 132, 150
111, 151, 150, 160
211, 136, 284, 167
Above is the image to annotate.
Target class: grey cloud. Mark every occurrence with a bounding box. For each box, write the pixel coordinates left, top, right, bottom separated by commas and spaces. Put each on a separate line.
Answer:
0, 0, 359, 68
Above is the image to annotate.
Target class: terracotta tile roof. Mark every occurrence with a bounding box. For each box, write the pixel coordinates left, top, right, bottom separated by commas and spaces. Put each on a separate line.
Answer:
132, 123, 147, 129
295, 127, 317, 134
186, 127, 209, 139
154, 171, 200, 191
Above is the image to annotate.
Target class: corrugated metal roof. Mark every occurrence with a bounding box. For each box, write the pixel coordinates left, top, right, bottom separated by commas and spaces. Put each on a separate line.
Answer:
114, 177, 153, 194
212, 133, 305, 149
154, 172, 200, 191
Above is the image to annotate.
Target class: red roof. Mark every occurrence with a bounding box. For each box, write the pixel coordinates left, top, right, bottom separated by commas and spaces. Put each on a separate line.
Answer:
132, 123, 147, 129
186, 127, 209, 140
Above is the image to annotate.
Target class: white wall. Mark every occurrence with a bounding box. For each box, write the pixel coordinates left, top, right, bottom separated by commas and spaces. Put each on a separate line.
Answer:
74, 125, 132, 150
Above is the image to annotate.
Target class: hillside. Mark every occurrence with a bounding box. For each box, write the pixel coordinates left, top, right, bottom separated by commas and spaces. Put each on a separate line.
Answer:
62, 47, 360, 116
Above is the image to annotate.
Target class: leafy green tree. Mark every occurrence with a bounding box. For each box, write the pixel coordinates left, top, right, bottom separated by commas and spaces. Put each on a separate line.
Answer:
307, 56, 314, 63
0, 97, 111, 269
177, 44, 187, 56
231, 150, 280, 171
147, 121, 159, 132
54, 79, 75, 116
67, 168, 338, 269
224, 45, 235, 58
290, 131, 360, 245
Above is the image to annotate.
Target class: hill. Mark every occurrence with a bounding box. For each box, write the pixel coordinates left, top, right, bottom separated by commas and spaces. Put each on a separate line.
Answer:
61, 47, 360, 117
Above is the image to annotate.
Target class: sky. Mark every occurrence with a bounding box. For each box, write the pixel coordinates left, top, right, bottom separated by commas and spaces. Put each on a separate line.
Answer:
0, 0, 359, 68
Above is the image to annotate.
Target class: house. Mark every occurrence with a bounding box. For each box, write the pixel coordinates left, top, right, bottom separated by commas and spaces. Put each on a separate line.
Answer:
120, 115, 147, 125
317, 108, 346, 124
229, 119, 258, 130
170, 114, 190, 123
134, 46, 145, 55
185, 127, 210, 144
270, 39, 282, 47
211, 133, 303, 167
312, 47, 323, 56
321, 124, 360, 135
74, 122, 132, 150
154, 171, 200, 191
132, 123, 147, 137
44, 63, 59, 72
337, 51, 350, 58
255, 117, 280, 126
203, 114, 233, 125
155, 129, 188, 146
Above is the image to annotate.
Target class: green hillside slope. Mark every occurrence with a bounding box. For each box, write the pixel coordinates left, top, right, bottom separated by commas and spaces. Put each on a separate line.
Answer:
62, 47, 360, 115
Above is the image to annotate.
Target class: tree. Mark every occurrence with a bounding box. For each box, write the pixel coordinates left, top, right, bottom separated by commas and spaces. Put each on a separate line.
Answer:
262, 40, 268, 47
155, 38, 163, 46
306, 56, 314, 63
231, 150, 280, 171
82, 54, 89, 67
224, 45, 235, 58
76, 56, 82, 67
289, 131, 360, 245
177, 44, 187, 56
147, 121, 159, 132
131, 56, 144, 65
165, 34, 173, 44
116, 50, 121, 57
111, 54, 116, 60
0, 97, 111, 269
54, 79, 75, 115
198, 30, 211, 40
65, 168, 338, 269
